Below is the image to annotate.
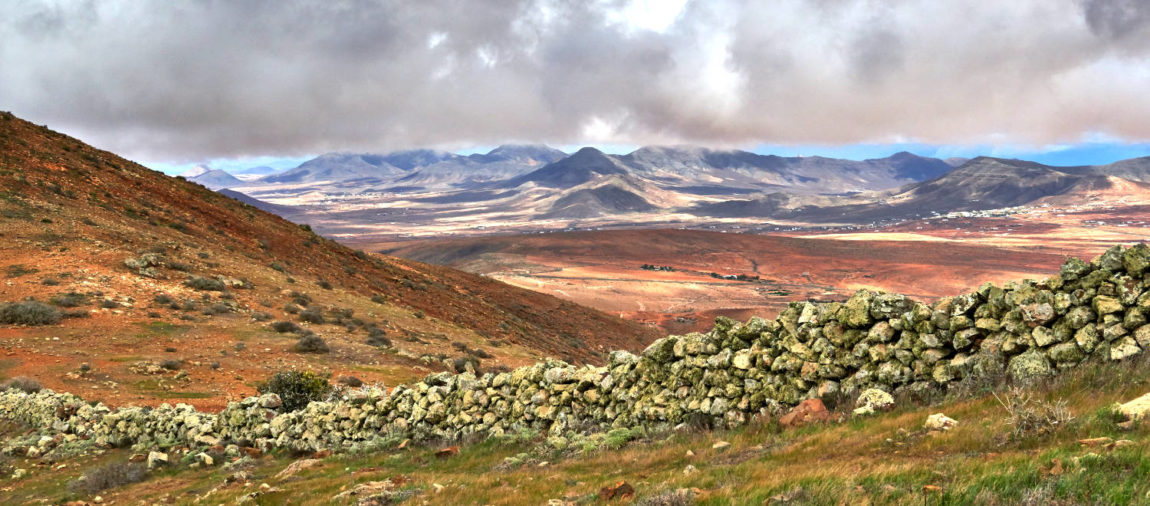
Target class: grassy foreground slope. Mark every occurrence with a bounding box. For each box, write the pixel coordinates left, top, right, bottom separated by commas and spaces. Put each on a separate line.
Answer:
3, 345, 1149, 504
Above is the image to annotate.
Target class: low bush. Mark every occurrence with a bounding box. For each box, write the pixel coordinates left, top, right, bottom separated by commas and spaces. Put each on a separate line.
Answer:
294, 334, 330, 353
100, 299, 119, 309
337, 376, 363, 387
202, 303, 232, 316
0, 301, 62, 325
153, 294, 174, 305
299, 307, 325, 324
184, 276, 225, 291
251, 311, 273, 322
994, 387, 1076, 443
159, 359, 181, 371
271, 321, 301, 333
257, 370, 332, 411
317, 279, 333, 290
69, 461, 147, 495
50, 292, 88, 308
365, 326, 391, 347
2, 376, 42, 393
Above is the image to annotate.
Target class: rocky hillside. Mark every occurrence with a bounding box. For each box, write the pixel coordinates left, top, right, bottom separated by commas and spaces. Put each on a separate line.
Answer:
0, 112, 658, 408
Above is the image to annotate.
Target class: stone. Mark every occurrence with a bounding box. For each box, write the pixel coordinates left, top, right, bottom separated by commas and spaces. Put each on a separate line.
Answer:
1093, 296, 1124, 316
1061, 257, 1091, 280
642, 337, 676, 364
147, 451, 168, 470
712, 441, 731, 450
841, 290, 875, 328
870, 293, 912, 320
1020, 303, 1055, 326
1110, 337, 1142, 361
1048, 342, 1084, 364
1117, 393, 1150, 421
258, 394, 283, 409
732, 350, 754, 370
1076, 324, 1100, 353
852, 388, 894, 417
275, 459, 322, 480
1097, 245, 1125, 271
924, 413, 957, 431
1032, 327, 1058, 347
779, 398, 831, 427
1123, 243, 1150, 276
1008, 349, 1053, 382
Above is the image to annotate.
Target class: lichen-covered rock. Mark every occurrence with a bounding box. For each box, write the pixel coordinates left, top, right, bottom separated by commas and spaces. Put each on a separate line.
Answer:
853, 388, 894, 417
1008, 349, 1053, 382
1048, 342, 1083, 364
1061, 257, 1091, 280
1094, 296, 1124, 316
840, 290, 874, 328
1123, 244, 1150, 276
1110, 337, 1142, 361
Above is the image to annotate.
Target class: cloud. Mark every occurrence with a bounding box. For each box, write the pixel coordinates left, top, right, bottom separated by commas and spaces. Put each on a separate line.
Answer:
1, 0, 1149, 161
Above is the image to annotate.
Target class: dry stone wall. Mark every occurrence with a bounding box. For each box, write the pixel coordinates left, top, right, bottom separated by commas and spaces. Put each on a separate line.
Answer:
4, 244, 1150, 454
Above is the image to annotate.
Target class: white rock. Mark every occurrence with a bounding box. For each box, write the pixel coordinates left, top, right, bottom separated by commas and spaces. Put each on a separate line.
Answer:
924, 413, 957, 431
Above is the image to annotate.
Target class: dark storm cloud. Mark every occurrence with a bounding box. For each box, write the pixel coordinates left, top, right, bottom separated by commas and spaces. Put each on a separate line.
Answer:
1, 0, 1149, 161
1082, 0, 1150, 40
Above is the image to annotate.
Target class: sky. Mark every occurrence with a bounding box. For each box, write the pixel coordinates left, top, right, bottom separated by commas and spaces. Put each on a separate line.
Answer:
3, 0, 1150, 175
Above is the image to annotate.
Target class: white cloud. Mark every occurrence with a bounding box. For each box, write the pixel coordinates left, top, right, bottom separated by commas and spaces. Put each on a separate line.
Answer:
1, 0, 1148, 161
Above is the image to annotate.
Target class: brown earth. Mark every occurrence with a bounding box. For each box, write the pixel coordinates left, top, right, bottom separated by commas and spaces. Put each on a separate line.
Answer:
0, 112, 658, 409
366, 227, 1083, 333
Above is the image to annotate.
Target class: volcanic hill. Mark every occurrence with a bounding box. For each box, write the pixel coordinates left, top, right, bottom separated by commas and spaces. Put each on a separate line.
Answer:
0, 112, 658, 409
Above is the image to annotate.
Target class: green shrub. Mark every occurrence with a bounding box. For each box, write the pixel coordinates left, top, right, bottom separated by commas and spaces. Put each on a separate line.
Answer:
317, 279, 333, 290
0, 301, 62, 325
69, 461, 146, 495
257, 370, 332, 411
271, 321, 301, 333
294, 334, 329, 353
2, 376, 42, 393
184, 276, 225, 291
50, 292, 88, 308
365, 326, 391, 347
299, 307, 325, 324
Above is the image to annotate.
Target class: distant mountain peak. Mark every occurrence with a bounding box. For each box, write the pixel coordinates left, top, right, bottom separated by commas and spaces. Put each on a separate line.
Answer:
181, 164, 212, 178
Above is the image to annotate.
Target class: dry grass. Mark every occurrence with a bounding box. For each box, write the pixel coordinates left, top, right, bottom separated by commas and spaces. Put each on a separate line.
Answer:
6, 353, 1150, 504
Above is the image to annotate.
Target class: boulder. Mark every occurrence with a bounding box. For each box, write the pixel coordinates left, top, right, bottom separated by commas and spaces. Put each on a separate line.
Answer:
1110, 337, 1142, 361
1007, 349, 1053, 382
146, 451, 168, 470
1117, 393, 1150, 421
852, 388, 894, 417
1123, 243, 1150, 276
779, 398, 831, 427
840, 291, 874, 328
923, 413, 957, 431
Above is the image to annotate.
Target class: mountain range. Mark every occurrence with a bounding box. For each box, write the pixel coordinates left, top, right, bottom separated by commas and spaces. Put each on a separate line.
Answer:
166, 139, 1150, 237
